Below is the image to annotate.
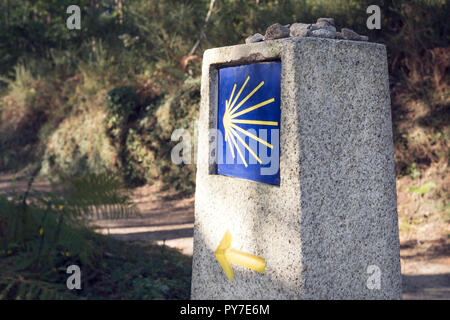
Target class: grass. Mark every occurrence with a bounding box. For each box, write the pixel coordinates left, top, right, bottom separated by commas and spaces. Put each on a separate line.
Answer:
0, 173, 192, 300
0, 233, 192, 300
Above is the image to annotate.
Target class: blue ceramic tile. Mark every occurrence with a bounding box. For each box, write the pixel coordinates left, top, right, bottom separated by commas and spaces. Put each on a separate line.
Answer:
217, 61, 281, 185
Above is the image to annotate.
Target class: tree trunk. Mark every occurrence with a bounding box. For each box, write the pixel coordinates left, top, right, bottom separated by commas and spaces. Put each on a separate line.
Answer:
188, 0, 216, 56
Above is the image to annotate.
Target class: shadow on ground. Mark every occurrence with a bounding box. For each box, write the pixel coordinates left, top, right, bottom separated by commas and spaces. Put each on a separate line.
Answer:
400, 239, 450, 300
1, 173, 449, 298
402, 273, 450, 300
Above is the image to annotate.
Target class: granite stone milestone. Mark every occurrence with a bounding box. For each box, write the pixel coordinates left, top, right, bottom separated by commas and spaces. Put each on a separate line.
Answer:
191, 36, 402, 299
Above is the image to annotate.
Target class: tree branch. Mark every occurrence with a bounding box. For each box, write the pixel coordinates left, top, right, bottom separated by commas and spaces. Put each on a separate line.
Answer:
188, 0, 216, 56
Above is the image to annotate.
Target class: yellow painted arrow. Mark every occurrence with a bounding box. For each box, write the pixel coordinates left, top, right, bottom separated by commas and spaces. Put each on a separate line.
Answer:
214, 230, 265, 281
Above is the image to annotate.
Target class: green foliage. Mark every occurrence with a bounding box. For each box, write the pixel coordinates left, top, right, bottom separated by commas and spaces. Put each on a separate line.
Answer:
0, 0, 448, 195
0, 173, 138, 267
0, 187, 191, 300
100, 77, 199, 192
101, 242, 191, 300
59, 173, 139, 220
0, 0, 447, 300
134, 77, 200, 194
39, 107, 118, 178
105, 86, 139, 121
0, 64, 38, 106
406, 162, 421, 180
0, 63, 49, 171
0, 273, 74, 300
125, 0, 206, 66
0, 173, 191, 300
408, 181, 436, 196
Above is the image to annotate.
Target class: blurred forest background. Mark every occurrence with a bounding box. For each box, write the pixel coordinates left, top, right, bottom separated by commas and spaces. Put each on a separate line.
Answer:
0, 0, 448, 299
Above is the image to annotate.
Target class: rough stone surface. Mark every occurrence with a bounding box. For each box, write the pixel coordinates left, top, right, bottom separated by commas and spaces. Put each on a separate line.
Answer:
264, 23, 290, 40
317, 17, 335, 26
245, 33, 264, 44
310, 28, 337, 39
336, 32, 345, 40
341, 28, 369, 41
311, 21, 337, 32
290, 23, 311, 37
192, 37, 402, 299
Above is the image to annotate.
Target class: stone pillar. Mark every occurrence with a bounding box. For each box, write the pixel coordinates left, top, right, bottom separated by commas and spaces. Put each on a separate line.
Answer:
191, 37, 402, 299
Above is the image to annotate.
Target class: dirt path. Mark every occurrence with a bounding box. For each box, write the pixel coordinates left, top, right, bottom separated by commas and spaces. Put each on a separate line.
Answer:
0, 173, 195, 255
400, 239, 450, 299
1, 173, 448, 299
95, 184, 195, 255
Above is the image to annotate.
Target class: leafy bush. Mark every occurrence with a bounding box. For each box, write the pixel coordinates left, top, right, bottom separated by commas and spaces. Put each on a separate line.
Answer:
131, 77, 200, 194
0, 173, 138, 266
0, 0, 448, 197
40, 107, 118, 179
0, 173, 191, 300
105, 86, 139, 120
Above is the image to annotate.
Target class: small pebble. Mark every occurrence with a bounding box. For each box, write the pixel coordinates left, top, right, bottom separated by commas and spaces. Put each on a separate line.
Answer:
310, 29, 337, 39
310, 21, 337, 32
317, 17, 335, 26
245, 33, 264, 44
243, 18, 371, 44
264, 23, 290, 40
341, 28, 369, 41
290, 23, 311, 37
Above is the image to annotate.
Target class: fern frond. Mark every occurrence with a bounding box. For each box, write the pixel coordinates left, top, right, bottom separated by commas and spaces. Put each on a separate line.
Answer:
0, 276, 73, 300
5, 173, 140, 224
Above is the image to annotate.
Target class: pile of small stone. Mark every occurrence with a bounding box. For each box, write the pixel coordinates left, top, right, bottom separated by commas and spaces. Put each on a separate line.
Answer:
245, 18, 369, 44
